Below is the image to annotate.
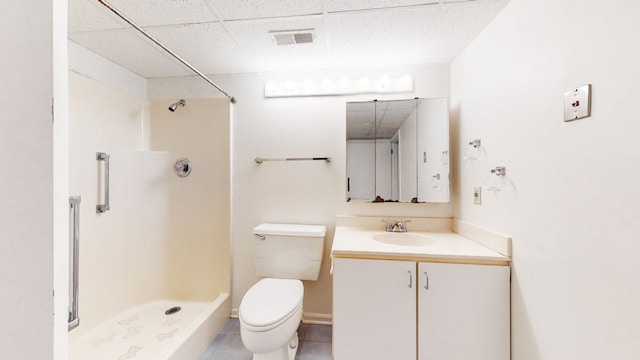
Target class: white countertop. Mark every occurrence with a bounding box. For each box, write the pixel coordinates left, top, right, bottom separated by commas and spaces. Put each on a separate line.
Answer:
331, 226, 510, 265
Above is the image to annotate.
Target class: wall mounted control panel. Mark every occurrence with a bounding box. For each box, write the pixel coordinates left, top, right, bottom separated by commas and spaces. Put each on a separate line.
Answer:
564, 84, 592, 122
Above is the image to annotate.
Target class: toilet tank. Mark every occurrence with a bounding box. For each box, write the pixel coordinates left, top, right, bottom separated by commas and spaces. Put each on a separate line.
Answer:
252, 223, 327, 281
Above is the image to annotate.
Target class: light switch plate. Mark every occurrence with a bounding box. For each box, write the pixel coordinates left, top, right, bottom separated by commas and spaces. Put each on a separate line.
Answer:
564, 84, 591, 122
473, 186, 482, 205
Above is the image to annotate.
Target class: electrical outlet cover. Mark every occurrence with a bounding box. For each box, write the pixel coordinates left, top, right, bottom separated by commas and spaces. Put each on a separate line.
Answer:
473, 186, 482, 205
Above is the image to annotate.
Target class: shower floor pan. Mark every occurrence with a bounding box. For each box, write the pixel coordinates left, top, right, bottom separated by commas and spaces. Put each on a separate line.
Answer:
70, 294, 230, 360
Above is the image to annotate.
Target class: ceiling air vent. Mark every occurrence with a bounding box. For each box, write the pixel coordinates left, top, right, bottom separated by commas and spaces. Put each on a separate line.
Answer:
270, 29, 315, 46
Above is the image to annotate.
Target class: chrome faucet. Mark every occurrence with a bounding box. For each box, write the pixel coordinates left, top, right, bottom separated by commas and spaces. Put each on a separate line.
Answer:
393, 220, 411, 232
381, 219, 395, 232
381, 219, 411, 232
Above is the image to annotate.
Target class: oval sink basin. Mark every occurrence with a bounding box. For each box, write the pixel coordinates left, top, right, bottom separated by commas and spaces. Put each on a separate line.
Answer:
372, 233, 435, 246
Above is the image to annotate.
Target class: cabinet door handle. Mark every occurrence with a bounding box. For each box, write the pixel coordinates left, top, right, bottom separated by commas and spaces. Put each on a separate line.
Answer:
424, 271, 429, 290
408, 270, 413, 289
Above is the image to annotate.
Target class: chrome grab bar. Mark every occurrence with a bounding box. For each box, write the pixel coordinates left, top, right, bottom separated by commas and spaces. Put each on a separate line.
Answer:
69, 196, 81, 331
96, 152, 110, 213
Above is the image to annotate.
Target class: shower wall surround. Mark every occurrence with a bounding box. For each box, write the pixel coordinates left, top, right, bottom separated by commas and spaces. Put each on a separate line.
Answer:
69, 72, 162, 338
68, 72, 230, 341
149, 98, 231, 301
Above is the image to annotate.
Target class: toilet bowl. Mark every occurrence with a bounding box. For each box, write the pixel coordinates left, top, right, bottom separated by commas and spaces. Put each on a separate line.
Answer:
239, 278, 304, 360
239, 223, 326, 360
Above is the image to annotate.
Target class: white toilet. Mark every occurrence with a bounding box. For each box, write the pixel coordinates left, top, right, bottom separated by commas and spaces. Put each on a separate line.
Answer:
239, 223, 327, 360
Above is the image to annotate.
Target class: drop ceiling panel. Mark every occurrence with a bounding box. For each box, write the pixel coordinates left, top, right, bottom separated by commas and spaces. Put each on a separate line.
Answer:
348, 101, 377, 113
347, 111, 375, 125
67, 0, 511, 78
69, 0, 128, 32
384, 99, 416, 110
69, 0, 218, 32
377, 107, 413, 138
346, 128, 375, 140
429, 0, 509, 37
422, 0, 510, 61
347, 102, 376, 140
146, 23, 255, 75
69, 29, 192, 78
224, 17, 328, 72
109, 0, 218, 27
379, 109, 414, 124
348, 112, 376, 125
327, 0, 439, 13
325, 6, 439, 67
347, 100, 415, 140
346, 117, 376, 140
207, 0, 323, 21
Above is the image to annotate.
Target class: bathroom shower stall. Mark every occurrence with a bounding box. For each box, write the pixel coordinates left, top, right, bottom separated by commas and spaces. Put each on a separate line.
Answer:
67, 72, 231, 359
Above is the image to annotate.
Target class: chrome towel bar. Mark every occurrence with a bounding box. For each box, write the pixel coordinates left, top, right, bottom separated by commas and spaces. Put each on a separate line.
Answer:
254, 157, 331, 164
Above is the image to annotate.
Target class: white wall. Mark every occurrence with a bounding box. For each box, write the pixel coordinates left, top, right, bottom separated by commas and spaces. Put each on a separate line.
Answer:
149, 64, 451, 320
418, 98, 450, 202
451, 0, 640, 358
68, 40, 147, 99
0, 1, 55, 358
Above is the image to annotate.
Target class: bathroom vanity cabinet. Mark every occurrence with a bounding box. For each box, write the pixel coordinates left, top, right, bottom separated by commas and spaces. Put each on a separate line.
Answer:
332, 258, 510, 360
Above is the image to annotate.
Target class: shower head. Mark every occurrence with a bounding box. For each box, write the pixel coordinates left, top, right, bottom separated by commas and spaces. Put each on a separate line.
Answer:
168, 99, 186, 112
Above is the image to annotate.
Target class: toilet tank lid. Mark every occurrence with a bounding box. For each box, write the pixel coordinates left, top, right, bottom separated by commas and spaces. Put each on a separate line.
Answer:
252, 223, 327, 237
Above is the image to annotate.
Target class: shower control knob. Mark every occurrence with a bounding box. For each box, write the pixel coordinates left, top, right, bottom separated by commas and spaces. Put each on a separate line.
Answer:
174, 158, 192, 177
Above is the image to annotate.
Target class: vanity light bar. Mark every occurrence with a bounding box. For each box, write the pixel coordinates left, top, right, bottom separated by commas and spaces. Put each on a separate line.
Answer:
264, 75, 413, 98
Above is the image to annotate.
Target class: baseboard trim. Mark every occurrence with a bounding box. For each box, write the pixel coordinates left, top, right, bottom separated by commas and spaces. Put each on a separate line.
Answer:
302, 312, 332, 325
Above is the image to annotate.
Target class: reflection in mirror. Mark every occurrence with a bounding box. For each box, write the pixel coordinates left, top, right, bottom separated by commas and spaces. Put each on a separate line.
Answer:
346, 98, 450, 203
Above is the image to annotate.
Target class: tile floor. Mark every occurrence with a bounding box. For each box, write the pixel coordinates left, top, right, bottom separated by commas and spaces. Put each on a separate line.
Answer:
199, 318, 332, 360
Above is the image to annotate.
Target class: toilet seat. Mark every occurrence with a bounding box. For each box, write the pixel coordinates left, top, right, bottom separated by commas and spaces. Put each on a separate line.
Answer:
239, 278, 303, 332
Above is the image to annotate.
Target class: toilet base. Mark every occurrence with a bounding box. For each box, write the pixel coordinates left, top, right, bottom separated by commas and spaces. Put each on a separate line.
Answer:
252, 332, 299, 360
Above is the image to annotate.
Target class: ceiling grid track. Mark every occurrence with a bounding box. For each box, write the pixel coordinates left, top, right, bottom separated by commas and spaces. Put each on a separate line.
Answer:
201, 0, 261, 74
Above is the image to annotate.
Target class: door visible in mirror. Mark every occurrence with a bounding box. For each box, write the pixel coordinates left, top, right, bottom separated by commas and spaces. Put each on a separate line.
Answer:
346, 101, 377, 201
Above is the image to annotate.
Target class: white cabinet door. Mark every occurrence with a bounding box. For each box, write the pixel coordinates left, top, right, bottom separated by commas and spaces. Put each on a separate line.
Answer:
333, 258, 416, 360
418, 262, 510, 360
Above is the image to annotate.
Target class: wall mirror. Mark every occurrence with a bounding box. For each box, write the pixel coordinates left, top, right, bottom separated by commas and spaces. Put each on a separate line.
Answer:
346, 97, 450, 203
